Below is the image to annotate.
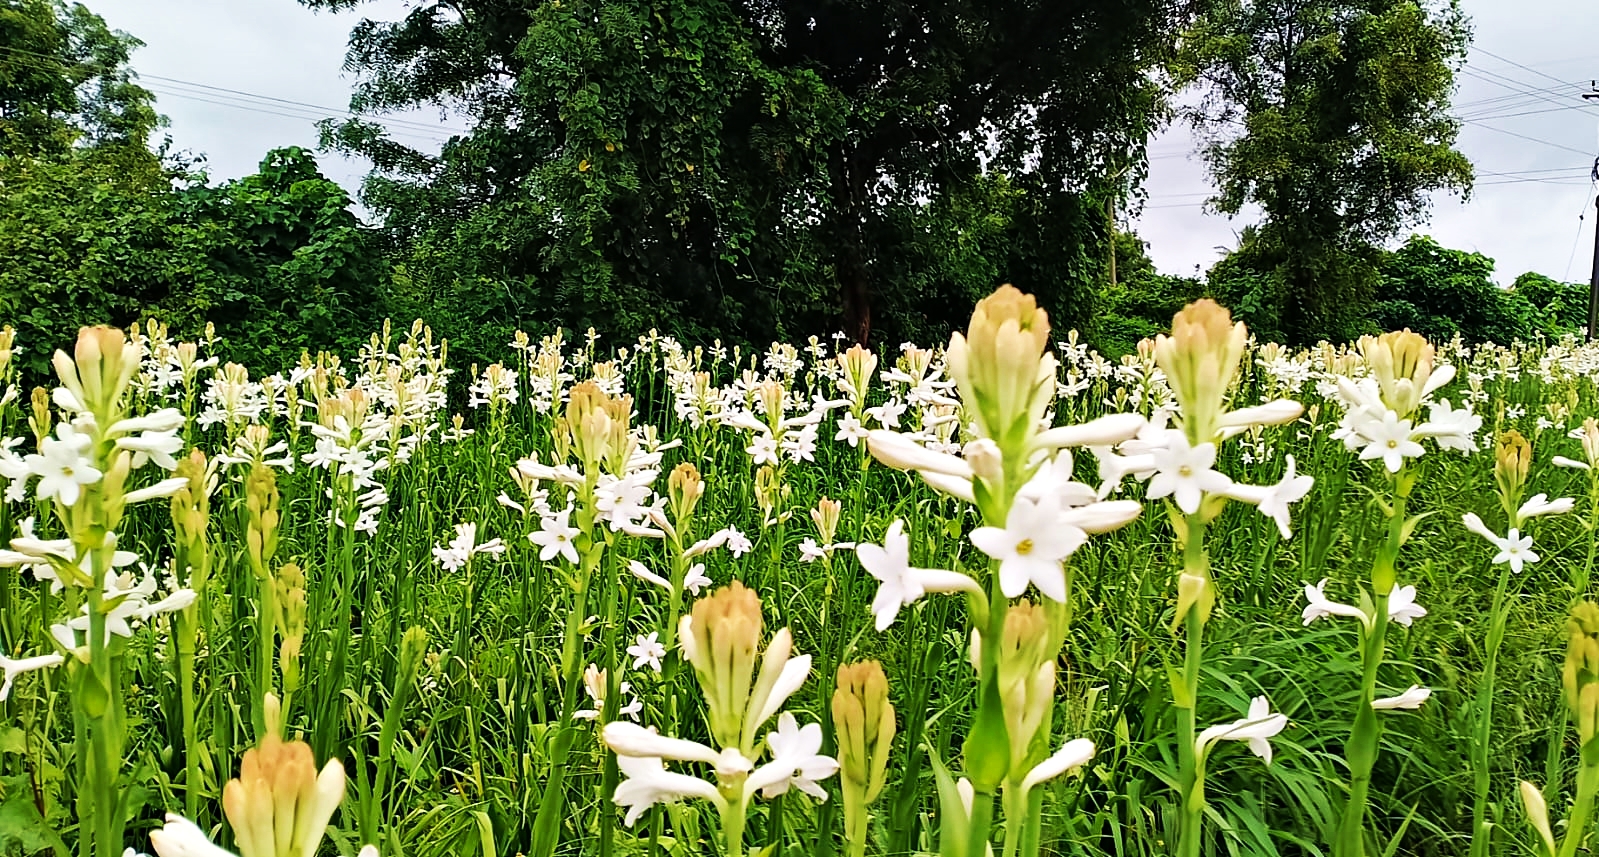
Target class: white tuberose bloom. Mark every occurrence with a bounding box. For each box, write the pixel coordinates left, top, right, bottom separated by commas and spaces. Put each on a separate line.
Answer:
147, 813, 237, 857
1462, 513, 1538, 573
755, 713, 840, 800
1302, 579, 1371, 627
28, 424, 101, 506
1371, 685, 1431, 711
0, 651, 66, 701
611, 755, 725, 827
857, 519, 980, 631
970, 493, 1085, 602
1195, 696, 1289, 765
529, 506, 581, 564
628, 632, 667, 673
1518, 493, 1575, 521
1354, 411, 1425, 473
1146, 430, 1232, 515
1018, 738, 1095, 792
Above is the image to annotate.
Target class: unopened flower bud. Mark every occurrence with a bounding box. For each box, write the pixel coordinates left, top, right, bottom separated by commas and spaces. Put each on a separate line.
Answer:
1564, 602, 1599, 763
1519, 780, 1557, 857
834, 659, 895, 850
1495, 430, 1532, 516
1359, 330, 1442, 418
1154, 300, 1247, 444
29, 386, 51, 446
810, 497, 842, 546
683, 582, 764, 749
963, 439, 1003, 487
838, 345, 879, 404
946, 285, 1056, 455
222, 704, 347, 857
1581, 417, 1599, 468
669, 462, 705, 524
1174, 570, 1215, 628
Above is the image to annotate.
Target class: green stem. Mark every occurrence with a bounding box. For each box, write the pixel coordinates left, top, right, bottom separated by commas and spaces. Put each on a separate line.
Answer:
966, 787, 995, 857
1175, 513, 1208, 857
177, 613, 200, 820
1469, 567, 1513, 857
1558, 761, 1599, 857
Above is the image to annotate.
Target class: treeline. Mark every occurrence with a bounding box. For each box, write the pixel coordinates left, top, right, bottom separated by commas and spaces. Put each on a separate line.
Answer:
0, 0, 1588, 374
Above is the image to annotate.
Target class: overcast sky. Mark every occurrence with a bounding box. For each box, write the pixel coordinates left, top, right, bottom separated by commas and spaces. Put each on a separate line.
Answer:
90, 0, 1599, 286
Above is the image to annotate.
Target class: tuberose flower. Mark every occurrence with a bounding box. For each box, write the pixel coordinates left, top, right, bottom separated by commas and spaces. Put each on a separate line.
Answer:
856, 520, 980, 631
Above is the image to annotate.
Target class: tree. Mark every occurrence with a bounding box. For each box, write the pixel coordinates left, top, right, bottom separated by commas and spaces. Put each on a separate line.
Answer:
1175, 0, 1473, 343
299, 0, 1192, 347
0, 0, 161, 158
1371, 234, 1527, 344
1510, 271, 1588, 338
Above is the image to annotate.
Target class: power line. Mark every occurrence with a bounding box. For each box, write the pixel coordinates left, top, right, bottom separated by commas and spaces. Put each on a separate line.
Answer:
1460, 119, 1595, 156
0, 42, 465, 142
1474, 47, 1578, 89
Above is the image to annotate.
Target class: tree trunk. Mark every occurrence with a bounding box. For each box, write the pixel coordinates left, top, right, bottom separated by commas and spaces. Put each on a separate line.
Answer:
829, 142, 872, 344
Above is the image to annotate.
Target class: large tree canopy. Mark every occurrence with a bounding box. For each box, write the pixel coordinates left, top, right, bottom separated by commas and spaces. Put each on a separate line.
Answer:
1175, 0, 1472, 343
0, 0, 161, 158
299, 0, 1193, 349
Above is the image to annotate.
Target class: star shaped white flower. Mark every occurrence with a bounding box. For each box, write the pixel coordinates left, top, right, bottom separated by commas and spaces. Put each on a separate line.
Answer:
756, 713, 840, 800
1145, 430, 1233, 515
529, 507, 581, 565
1356, 411, 1424, 473
970, 493, 1086, 602
1462, 513, 1539, 573
834, 412, 869, 447
856, 520, 979, 631
1386, 584, 1427, 626
628, 632, 667, 673
1257, 454, 1315, 539
28, 424, 101, 506
746, 434, 780, 467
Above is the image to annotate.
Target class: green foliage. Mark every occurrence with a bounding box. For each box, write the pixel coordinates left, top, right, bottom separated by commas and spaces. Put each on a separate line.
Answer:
306, 0, 1186, 347
0, 146, 388, 377
1372, 234, 1529, 344
1511, 271, 1590, 339
1096, 232, 1209, 355
1175, 0, 1474, 343
0, 0, 161, 158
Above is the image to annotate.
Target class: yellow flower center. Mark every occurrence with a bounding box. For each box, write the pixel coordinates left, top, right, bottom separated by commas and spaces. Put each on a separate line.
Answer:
1386, 439, 1399, 449
1015, 538, 1034, 556
1178, 465, 1193, 478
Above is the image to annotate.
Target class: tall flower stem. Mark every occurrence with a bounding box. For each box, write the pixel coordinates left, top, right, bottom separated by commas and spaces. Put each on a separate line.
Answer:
1175, 514, 1209, 857
1469, 565, 1514, 857
1558, 760, 1599, 857
528, 529, 599, 857
1337, 487, 1408, 857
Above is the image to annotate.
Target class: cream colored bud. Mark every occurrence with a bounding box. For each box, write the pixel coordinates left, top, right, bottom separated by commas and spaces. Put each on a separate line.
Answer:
1519, 780, 1557, 857
685, 583, 765, 749
963, 439, 1003, 486
1153, 300, 1247, 445
1495, 430, 1532, 513
947, 285, 1054, 452
810, 497, 842, 546
222, 724, 346, 857
1359, 330, 1437, 418
669, 462, 705, 523
1582, 417, 1599, 467
833, 660, 895, 803
838, 345, 879, 402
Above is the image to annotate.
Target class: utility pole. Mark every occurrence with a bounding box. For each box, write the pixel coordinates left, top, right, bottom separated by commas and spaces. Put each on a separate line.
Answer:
1586, 83, 1599, 341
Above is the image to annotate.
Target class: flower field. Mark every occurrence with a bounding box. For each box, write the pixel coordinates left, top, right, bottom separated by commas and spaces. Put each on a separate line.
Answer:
5, 287, 1599, 857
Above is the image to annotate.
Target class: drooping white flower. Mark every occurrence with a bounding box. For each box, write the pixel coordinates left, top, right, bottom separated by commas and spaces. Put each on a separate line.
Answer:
970, 493, 1085, 602
1553, 455, 1592, 471
148, 812, 237, 857
1257, 455, 1315, 539
610, 754, 725, 827
431, 523, 505, 572
1195, 696, 1289, 765
1371, 685, 1431, 711
529, 507, 581, 565
1413, 399, 1481, 453
1145, 430, 1233, 515
0, 651, 66, 701
856, 520, 979, 631
1301, 579, 1371, 627
1018, 738, 1095, 792
1462, 513, 1539, 573
1518, 493, 1575, 521
628, 632, 667, 673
